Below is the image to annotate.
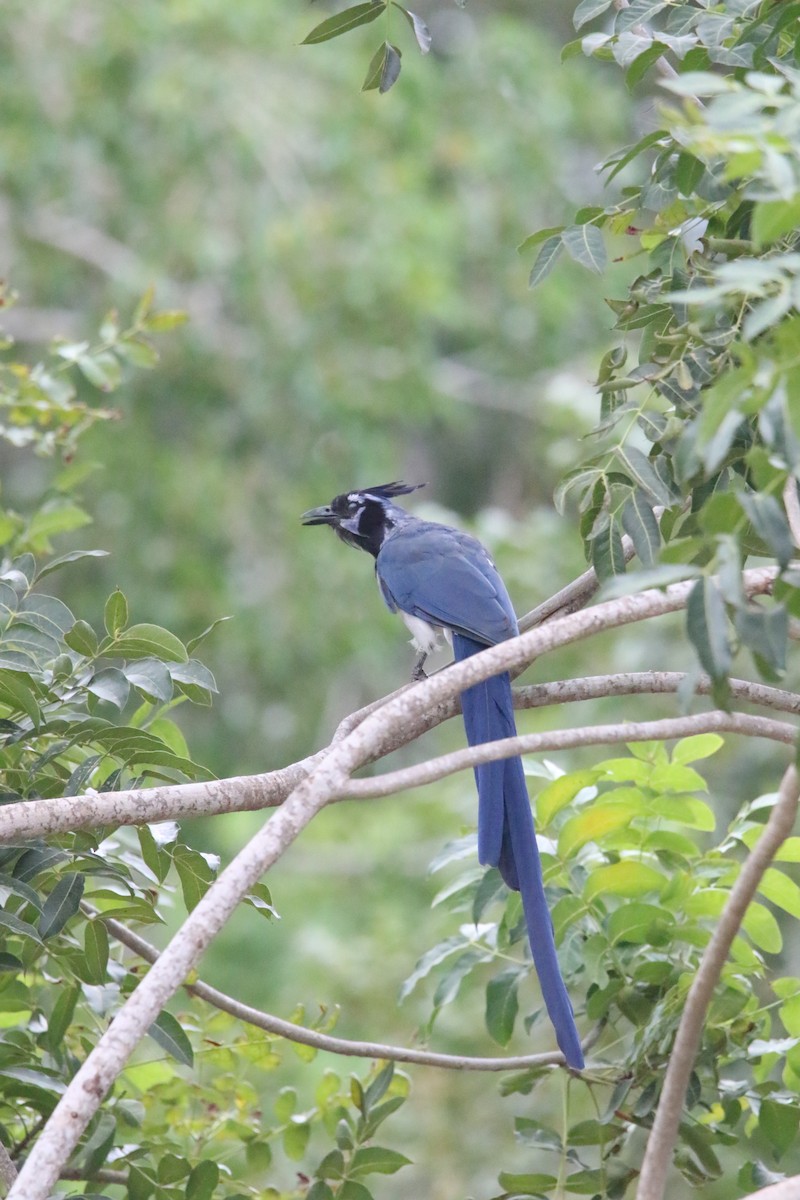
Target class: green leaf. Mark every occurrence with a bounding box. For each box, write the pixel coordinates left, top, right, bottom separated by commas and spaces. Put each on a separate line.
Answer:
185, 1159, 219, 1200
398, 935, 467, 1001
38, 873, 85, 939
687, 577, 731, 682
105, 623, 188, 662
123, 658, 174, 702
392, 4, 431, 52
84, 918, 110, 983
738, 493, 794, 570
349, 1146, 412, 1178
283, 1120, 310, 1161
672, 734, 724, 764
148, 1010, 194, 1067
759, 1099, 800, 1159
47, 985, 79, 1050
185, 615, 232, 654
87, 667, 130, 709
743, 901, 782, 953
498, 1172, 559, 1194
33, 548, 109, 583
0, 670, 42, 727
615, 0, 668, 31
173, 846, 216, 912
621, 490, 660, 567
518, 226, 566, 254
363, 1061, 394, 1109
591, 518, 627, 580
753, 198, 800, 249
528, 235, 564, 287
104, 588, 128, 636
307, 1184, 335, 1200
558, 796, 643, 857
562, 223, 606, 273
303, 2, 386, 44
362, 41, 402, 93
485, 966, 522, 1046
573, 0, 613, 29
65, 619, 98, 657
607, 903, 674, 946
77, 351, 122, 391
616, 446, 675, 506
584, 861, 665, 901
536, 770, 597, 827
736, 604, 788, 679
141, 309, 188, 332
758, 868, 800, 920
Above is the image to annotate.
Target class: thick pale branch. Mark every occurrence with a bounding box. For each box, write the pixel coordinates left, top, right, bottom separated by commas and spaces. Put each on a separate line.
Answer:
636, 764, 800, 1200
341, 712, 796, 800
93, 907, 578, 1071
0, 573, 782, 846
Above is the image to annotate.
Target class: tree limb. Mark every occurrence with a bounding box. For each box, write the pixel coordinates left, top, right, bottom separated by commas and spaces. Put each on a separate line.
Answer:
635, 763, 800, 1200
90, 904, 596, 1072
6, 568, 779, 1198
340, 712, 796, 800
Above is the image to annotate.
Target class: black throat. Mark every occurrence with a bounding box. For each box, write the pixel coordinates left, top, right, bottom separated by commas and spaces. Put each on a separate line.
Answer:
336, 496, 393, 558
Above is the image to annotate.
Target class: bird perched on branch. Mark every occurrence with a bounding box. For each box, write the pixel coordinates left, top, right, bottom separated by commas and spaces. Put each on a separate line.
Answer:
301, 481, 583, 1069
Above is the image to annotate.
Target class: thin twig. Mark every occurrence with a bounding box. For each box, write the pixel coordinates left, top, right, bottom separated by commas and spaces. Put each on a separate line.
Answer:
636, 764, 800, 1200
85, 904, 590, 1072
59, 1166, 128, 1185
341, 712, 796, 800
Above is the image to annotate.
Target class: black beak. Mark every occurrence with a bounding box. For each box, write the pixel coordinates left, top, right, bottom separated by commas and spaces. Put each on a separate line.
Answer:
300, 505, 336, 526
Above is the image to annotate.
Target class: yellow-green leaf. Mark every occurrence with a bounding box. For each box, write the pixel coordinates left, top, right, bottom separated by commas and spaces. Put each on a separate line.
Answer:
584, 860, 665, 902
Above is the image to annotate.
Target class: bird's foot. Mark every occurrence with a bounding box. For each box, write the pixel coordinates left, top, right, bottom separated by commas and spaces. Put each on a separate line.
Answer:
411, 652, 428, 681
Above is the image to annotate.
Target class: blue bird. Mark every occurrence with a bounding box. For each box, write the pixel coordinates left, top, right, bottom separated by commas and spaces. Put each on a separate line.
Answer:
301, 481, 583, 1068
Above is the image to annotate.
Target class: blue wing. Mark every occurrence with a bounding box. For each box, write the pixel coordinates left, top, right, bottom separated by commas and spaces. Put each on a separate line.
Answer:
376, 522, 518, 646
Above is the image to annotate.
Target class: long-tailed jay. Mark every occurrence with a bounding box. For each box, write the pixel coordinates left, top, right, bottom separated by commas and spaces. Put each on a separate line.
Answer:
301, 481, 583, 1068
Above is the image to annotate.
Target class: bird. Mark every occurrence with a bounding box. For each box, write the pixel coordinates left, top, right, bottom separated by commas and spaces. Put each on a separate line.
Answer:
301, 481, 584, 1069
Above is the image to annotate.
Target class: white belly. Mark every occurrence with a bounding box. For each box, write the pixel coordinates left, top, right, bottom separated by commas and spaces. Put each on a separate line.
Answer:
399, 611, 452, 654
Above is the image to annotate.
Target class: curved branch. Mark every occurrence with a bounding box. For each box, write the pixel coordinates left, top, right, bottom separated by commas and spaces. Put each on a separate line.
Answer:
7, 567, 779, 1200
516, 672, 800, 717
90, 906, 589, 1072
636, 763, 800, 1200
341, 712, 796, 800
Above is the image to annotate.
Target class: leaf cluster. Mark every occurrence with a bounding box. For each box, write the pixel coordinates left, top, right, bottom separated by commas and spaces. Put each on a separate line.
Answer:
524, 1, 800, 701
409, 739, 800, 1196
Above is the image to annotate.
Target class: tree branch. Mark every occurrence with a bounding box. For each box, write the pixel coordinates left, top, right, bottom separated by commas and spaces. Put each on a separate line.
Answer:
0, 570, 780, 845
90, 905, 595, 1071
516, 672, 800, 717
636, 763, 800, 1200
6, 568, 779, 1199
0, 1143, 16, 1197
341, 712, 796, 800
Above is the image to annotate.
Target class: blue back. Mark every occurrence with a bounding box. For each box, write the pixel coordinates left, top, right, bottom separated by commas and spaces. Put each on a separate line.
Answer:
376, 521, 518, 646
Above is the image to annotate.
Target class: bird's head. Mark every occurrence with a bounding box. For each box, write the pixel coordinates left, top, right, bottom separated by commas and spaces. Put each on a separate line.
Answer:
301, 481, 425, 556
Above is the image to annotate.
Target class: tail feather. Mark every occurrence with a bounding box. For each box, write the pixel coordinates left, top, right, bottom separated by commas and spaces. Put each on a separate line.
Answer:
454, 634, 584, 1069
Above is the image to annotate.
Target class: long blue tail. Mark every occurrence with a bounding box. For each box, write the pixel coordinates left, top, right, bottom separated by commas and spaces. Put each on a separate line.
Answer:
454, 634, 584, 1069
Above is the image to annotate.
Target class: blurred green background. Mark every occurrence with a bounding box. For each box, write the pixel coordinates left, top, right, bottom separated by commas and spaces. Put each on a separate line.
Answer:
0, 1, 716, 1193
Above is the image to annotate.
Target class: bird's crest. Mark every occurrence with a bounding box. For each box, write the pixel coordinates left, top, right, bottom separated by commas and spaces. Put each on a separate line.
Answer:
361, 481, 426, 502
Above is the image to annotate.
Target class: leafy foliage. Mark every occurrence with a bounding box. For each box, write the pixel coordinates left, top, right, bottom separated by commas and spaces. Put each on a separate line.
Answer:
410, 741, 800, 1195
527, 1, 800, 696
